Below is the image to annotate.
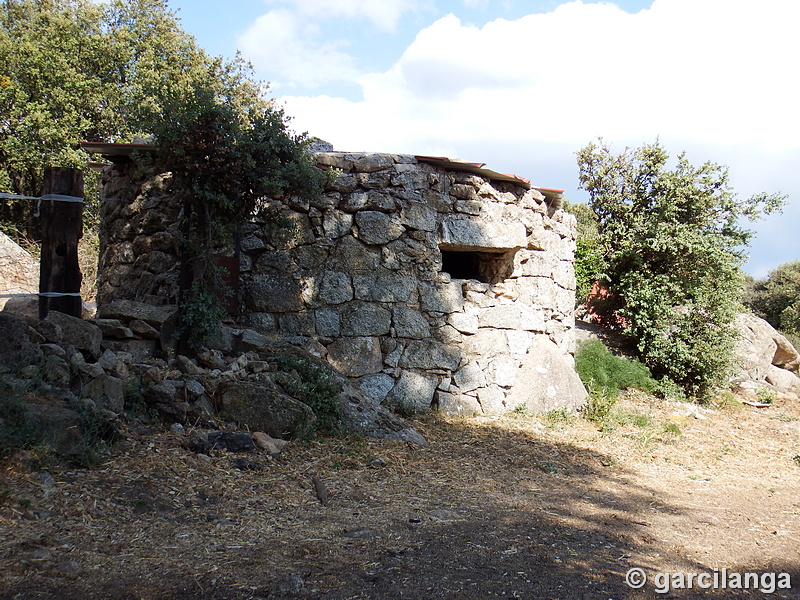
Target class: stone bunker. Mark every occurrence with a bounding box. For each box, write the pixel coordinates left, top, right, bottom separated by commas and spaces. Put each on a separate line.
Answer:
94, 147, 587, 415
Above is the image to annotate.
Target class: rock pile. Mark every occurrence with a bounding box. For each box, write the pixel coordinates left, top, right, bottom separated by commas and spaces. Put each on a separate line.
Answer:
0, 301, 425, 460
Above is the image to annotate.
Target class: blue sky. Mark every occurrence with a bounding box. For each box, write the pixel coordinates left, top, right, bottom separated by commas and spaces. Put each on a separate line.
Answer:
166, 0, 799, 278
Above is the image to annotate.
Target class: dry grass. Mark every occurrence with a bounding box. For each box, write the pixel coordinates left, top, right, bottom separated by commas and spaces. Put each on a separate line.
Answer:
2, 393, 800, 599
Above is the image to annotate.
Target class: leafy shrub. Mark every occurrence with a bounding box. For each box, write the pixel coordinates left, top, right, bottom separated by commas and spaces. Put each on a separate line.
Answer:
756, 387, 777, 405
575, 339, 655, 398
581, 389, 618, 424
273, 354, 344, 432
577, 139, 784, 398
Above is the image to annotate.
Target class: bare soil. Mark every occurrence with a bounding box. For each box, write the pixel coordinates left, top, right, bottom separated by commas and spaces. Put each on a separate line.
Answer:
2, 393, 800, 600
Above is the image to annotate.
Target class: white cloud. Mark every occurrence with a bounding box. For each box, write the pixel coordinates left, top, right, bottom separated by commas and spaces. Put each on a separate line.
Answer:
238, 9, 360, 90
260, 0, 423, 32
274, 0, 799, 273
280, 0, 800, 152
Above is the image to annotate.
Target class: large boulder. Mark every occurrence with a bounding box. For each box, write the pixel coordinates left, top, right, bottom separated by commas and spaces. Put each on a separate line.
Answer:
98, 299, 176, 328
338, 385, 427, 446
733, 313, 800, 395
215, 380, 317, 440
504, 337, 588, 414
0, 232, 38, 311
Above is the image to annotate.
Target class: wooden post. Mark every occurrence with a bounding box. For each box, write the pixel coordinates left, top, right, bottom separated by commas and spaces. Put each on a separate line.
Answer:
38, 167, 84, 320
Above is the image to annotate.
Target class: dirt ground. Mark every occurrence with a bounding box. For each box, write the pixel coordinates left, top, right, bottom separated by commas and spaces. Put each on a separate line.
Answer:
2, 392, 800, 600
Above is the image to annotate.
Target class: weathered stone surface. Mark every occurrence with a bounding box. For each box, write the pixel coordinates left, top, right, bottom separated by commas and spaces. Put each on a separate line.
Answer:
447, 311, 479, 334
326, 337, 383, 377
215, 381, 316, 439
504, 338, 587, 414
353, 273, 417, 302
400, 203, 437, 232
23, 399, 86, 456
340, 303, 392, 336
392, 306, 430, 339
129, 319, 160, 340
317, 271, 354, 305
774, 333, 800, 371
230, 328, 271, 354
339, 385, 426, 445
247, 275, 304, 313
1, 294, 39, 324
208, 431, 255, 452
419, 281, 464, 314
384, 370, 439, 411
765, 365, 800, 395
96, 152, 582, 417
436, 391, 481, 416
355, 211, 405, 245
354, 153, 394, 173
477, 386, 506, 413
252, 431, 288, 454
355, 373, 395, 403
98, 300, 176, 327
0, 313, 43, 368
41, 311, 102, 359
440, 215, 527, 249
322, 210, 354, 239
82, 374, 126, 414
734, 313, 800, 381
92, 318, 134, 340
400, 339, 460, 371
453, 361, 486, 392
0, 232, 38, 311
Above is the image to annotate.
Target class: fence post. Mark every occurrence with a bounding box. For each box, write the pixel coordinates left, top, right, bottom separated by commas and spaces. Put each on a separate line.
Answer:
38, 167, 84, 320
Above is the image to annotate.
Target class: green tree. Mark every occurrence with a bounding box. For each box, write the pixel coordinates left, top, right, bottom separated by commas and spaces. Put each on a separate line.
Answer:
0, 0, 325, 349
0, 0, 247, 234
744, 261, 800, 338
577, 139, 784, 397
140, 61, 324, 350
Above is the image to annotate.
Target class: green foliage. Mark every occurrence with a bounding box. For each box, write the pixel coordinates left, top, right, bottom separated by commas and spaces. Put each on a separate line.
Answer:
577, 139, 785, 398
576, 339, 655, 424
0, 0, 328, 330
565, 200, 605, 305
575, 339, 655, 398
273, 354, 344, 432
581, 390, 618, 424
744, 260, 800, 339
174, 283, 225, 352
755, 386, 777, 405
129, 16, 325, 353
544, 407, 574, 425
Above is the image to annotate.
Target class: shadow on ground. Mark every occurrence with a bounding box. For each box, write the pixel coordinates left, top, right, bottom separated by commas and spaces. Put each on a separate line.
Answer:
2, 417, 798, 600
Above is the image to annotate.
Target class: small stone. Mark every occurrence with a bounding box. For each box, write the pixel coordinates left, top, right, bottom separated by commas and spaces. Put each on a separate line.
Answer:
184, 379, 206, 398
129, 319, 160, 340
207, 431, 255, 452
174, 354, 203, 375
170, 423, 186, 435
252, 431, 288, 455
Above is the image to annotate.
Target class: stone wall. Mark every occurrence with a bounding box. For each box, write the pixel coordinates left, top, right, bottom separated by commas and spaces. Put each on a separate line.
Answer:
97, 162, 182, 308
97, 152, 586, 415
